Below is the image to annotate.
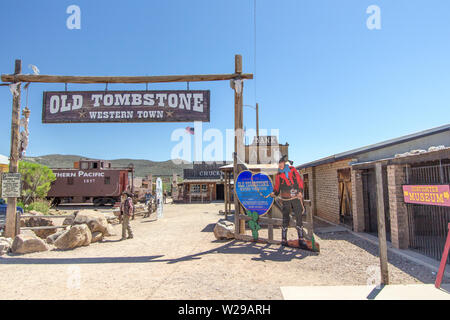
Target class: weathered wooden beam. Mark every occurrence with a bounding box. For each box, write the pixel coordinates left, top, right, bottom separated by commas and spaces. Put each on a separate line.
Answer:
238, 214, 300, 227
375, 162, 389, 285
20, 214, 75, 219
1, 73, 253, 84
20, 226, 68, 230
5, 60, 21, 239
235, 234, 282, 245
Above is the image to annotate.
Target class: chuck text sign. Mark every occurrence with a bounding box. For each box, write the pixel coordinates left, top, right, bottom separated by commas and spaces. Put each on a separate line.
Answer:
402, 184, 450, 207
42, 90, 210, 123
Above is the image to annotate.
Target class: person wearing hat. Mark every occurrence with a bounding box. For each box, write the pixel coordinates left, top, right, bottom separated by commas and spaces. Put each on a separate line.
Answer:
120, 191, 134, 240
270, 155, 304, 246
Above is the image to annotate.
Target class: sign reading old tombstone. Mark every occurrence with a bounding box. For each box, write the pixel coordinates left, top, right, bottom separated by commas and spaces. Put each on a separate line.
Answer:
42, 90, 210, 123
1, 173, 21, 198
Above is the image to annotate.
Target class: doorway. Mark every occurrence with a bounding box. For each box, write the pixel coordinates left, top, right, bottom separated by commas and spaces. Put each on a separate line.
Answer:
362, 167, 391, 241
216, 184, 224, 201
338, 168, 353, 228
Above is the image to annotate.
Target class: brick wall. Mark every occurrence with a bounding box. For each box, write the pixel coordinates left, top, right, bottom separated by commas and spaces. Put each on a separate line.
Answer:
387, 164, 410, 249
300, 160, 351, 224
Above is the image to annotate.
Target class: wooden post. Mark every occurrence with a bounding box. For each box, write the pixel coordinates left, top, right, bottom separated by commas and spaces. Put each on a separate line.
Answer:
224, 172, 228, 219
268, 208, 274, 241
233, 54, 246, 236
5, 60, 22, 239
233, 152, 240, 236
375, 162, 389, 285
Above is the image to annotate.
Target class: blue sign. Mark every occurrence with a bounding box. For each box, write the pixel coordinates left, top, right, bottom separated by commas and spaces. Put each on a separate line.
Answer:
235, 170, 274, 216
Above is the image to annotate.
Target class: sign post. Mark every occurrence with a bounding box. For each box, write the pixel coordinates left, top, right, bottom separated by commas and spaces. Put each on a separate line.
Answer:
156, 177, 163, 219
5, 60, 22, 238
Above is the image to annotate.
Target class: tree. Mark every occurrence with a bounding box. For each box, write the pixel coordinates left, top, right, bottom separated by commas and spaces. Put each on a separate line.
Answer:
18, 161, 56, 205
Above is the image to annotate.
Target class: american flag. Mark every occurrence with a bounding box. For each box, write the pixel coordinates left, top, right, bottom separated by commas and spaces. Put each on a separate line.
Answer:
185, 126, 195, 135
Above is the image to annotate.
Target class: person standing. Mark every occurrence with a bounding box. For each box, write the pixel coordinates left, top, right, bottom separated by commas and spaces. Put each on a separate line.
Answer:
120, 192, 134, 240
270, 155, 304, 246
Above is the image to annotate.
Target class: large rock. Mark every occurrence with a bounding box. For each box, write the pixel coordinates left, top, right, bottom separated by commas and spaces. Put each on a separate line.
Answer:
11, 233, 49, 254
23, 216, 57, 239
54, 224, 92, 250
46, 230, 66, 244
62, 216, 75, 226
213, 220, 235, 240
0, 237, 13, 255
91, 231, 103, 243
73, 210, 108, 235
103, 213, 117, 223
104, 224, 117, 237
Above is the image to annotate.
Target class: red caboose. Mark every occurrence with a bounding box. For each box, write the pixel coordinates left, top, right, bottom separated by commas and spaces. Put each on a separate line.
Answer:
47, 159, 133, 206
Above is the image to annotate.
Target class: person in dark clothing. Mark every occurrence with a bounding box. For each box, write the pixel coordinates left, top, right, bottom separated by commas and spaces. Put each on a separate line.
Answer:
270, 155, 305, 246
120, 191, 134, 240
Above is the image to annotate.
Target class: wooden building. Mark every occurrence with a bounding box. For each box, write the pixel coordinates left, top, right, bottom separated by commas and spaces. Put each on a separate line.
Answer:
176, 161, 229, 203
245, 135, 289, 164
297, 123, 450, 263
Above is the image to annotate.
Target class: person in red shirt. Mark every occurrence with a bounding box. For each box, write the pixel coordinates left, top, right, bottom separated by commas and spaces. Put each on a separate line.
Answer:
270, 155, 304, 246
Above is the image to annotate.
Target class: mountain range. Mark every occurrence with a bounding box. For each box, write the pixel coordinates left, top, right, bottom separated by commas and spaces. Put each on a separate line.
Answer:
23, 154, 192, 177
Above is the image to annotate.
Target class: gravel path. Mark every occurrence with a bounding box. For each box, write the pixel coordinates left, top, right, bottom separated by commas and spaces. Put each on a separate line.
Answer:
0, 202, 447, 299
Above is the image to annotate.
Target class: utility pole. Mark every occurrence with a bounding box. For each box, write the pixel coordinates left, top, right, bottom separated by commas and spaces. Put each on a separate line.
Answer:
5, 59, 22, 238
256, 103, 259, 164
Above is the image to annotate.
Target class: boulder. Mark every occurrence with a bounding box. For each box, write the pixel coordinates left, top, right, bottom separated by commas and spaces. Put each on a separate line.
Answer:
0, 237, 13, 255
24, 216, 57, 239
91, 231, 103, 243
11, 233, 49, 254
62, 216, 75, 226
104, 224, 117, 237
103, 213, 117, 223
73, 210, 108, 235
213, 220, 235, 240
46, 230, 66, 244
54, 224, 92, 250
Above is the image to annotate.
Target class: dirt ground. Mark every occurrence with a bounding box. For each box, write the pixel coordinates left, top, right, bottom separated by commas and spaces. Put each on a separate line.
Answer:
0, 202, 447, 300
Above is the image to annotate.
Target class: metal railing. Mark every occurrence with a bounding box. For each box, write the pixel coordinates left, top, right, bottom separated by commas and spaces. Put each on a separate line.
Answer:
406, 163, 450, 263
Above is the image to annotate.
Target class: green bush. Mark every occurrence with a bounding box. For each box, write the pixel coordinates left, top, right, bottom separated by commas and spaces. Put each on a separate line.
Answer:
25, 201, 50, 214
17, 201, 25, 209
19, 161, 56, 205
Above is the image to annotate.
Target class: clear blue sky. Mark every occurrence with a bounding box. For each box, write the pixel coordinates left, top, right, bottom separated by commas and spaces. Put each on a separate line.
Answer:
1, 0, 449, 165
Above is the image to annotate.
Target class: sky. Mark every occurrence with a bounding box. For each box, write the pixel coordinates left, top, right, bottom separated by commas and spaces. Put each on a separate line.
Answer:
0, 0, 449, 165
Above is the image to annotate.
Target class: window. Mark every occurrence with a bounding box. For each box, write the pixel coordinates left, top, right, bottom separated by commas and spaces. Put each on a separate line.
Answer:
92, 162, 98, 169
104, 177, 111, 185
201, 184, 208, 192
101, 162, 104, 168
303, 174, 309, 200
191, 184, 200, 193
67, 177, 74, 185
81, 162, 88, 170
